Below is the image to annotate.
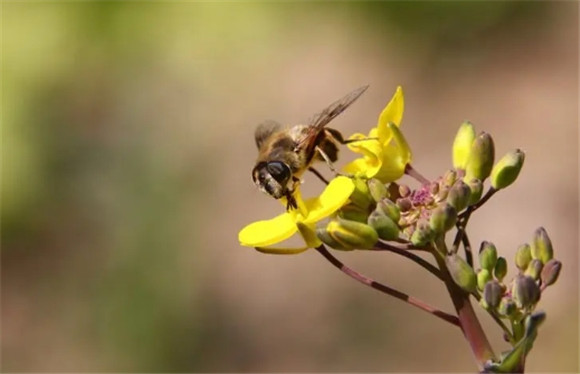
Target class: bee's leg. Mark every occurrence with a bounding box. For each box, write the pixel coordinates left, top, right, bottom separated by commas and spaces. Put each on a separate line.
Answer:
326, 127, 378, 145
285, 176, 300, 211
315, 145, 349, 178
308, 167, 330, 185
285, 192, 297, 211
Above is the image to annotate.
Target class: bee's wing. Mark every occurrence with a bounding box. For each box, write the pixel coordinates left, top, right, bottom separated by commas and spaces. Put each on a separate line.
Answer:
296, 85, 369, 150
255, 120, 282, 149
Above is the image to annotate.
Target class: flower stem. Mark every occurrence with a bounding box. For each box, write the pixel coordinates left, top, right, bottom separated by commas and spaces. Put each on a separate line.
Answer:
373, 241, 443, 281
431, 243, 496, 369
315, 245, 460, 327
405, 164, 430, 185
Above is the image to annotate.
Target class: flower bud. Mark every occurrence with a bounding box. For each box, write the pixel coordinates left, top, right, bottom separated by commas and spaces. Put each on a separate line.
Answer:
512, 274, 540, 309
316, 226, 352, 251
447, 180, 471, 212
515, 243, 532, 271
540, 259, 561, 287
490, 149, 525, 190
349, 178, 373, 210
429, 182, 439, 196
464, 132, 495, 182
446, 253, 477, 293
376, 199, 401, 223
367, 178, 388, 203
466, 178, 483, 206
483, 280, 504, 309
436, 185, 450, 202
368, 211, 400, 241
531, 227, 553, 264
429, 203, 457, 234
494, 256, 508, 282
410, 219, 433, 247
338, 203, 370, 223
326, 218, 378, 249
525, 259, 543, 280
452, 121, 476, 170
441, 169, 457, 188
498, 297, 516, 317
396, 197, 412, 212
479, 241, 498, 271
477, 268, 492, 291
399, 184, 411, 198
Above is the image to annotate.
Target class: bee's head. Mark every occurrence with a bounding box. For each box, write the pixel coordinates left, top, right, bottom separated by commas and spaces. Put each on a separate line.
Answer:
252, 161, 292, 199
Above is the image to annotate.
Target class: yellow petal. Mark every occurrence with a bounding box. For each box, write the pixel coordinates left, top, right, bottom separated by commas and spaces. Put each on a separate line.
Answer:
303, 176, 355, 224
389, 122, 412, 162
377, 86, 404, 142
255, 246, 310, 255
238, 213, 297, 247
296, 222, 322, 248
343, 138, 383, 178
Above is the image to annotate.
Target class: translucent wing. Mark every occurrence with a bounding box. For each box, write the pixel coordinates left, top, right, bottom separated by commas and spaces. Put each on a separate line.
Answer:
295, 85, 369, 150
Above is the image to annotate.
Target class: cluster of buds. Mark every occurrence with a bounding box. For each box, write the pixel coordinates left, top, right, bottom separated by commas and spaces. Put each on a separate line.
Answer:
475, 229, 561, 335
315, 121, 527, 252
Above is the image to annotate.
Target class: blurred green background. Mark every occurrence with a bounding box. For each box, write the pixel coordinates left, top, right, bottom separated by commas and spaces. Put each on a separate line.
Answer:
2, 2, 578, 372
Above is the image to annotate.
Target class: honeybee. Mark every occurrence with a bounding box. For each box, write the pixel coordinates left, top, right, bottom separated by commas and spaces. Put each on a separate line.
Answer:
252, 85, 369, 210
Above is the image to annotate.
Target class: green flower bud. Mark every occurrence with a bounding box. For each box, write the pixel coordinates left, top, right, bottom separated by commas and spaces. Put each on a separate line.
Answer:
453, 121, 476, 170
515, 243, 532, 271
512, 274, 540, 309
483, 280, 504, 309
410, 219, 433, 247
464, 132, 495, 182
446, 253, 477, 293
477, 268, 492, 291
498, 297, 516, 317
466, 178, 483, 206
429, 203, 457, 234
540, 259, 562, 287
326, 218, 378, 250
490, 149, 525, 190
396, 197, 412, 212
494, 256, 508, 282
376, 199, 400, 223
429, 182, 439, 196
525, 259, 543, 280
316, 226, 352, 251
349, 178, 373, 210
437, 185, 450, 202
367, 178, 388, 203
531, 227, 553, 264
479, 241, 498, 271
447, 180, 471, 212
368, 211, 400, 241
338, 203, 370, 223
441, 169, 458, 188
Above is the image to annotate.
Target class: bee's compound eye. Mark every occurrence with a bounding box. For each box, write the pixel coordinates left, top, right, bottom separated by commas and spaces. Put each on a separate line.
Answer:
266, 161, 291, 183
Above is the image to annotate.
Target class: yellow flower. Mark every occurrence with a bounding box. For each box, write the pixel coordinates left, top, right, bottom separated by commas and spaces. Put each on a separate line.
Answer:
343, 86, 412, 183
238, 176, 355, 254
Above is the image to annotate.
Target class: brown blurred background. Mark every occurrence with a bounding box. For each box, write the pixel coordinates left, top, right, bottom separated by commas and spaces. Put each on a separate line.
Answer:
2, 2, 578, 372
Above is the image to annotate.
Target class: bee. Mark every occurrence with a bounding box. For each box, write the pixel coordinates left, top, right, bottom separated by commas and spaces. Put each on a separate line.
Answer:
252, 85, 369, 210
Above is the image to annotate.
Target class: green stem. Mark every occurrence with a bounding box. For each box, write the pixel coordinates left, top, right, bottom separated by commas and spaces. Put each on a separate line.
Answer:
432, 241, 496, 370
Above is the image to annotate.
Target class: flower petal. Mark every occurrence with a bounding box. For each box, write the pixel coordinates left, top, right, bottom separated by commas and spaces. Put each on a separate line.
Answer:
344, 138, 383, 178
238, 213, 297, 247
255, 246, 310, 255
377, 86, 404, 142
303, 176, 355, 224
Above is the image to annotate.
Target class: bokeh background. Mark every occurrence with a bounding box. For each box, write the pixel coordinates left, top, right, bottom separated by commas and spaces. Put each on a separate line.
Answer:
2, 2, 578, 372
